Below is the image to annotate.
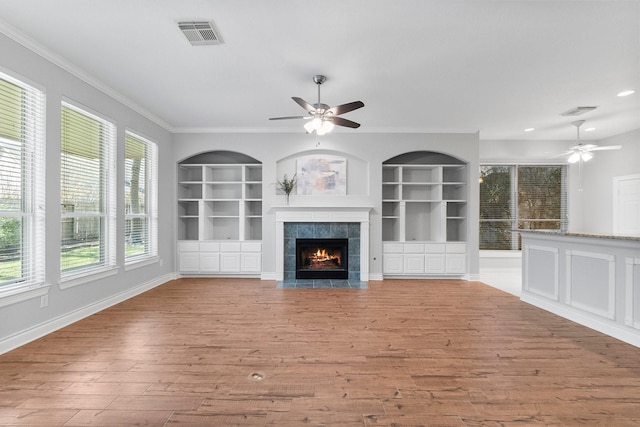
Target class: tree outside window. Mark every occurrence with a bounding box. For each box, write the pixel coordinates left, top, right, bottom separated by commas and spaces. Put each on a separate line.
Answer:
480, 165, 566, 250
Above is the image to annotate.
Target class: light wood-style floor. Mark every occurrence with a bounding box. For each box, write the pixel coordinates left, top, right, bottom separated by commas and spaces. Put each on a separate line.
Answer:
1, 278, 640, 426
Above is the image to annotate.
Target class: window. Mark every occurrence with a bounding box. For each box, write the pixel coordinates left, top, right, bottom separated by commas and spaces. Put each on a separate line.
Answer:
124, 132, 158, 263
0, 73, 45, 289
60, 102, 116, 279
480, 164, 567, 250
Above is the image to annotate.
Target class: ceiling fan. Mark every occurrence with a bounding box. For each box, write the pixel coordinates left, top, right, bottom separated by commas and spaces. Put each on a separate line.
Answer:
553, 120, 622, 191
559, 120, 622, 163
269, 75, 364, 135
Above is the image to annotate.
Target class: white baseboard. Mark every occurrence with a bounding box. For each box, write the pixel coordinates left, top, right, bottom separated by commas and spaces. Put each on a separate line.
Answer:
0, 273, 175, 355
521, 292, 640, 349
261, 272, 278, 281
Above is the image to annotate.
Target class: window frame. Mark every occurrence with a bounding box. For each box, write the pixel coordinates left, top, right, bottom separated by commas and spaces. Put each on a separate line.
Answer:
479, 163, 568, 251
59, 101, 117, 287
124, 131, 158, 267
0, 70, 47, 305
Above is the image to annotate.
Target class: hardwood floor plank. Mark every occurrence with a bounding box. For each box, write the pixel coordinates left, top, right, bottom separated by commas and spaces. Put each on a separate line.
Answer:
1, 278, 639, 426
64, 409, 173, 426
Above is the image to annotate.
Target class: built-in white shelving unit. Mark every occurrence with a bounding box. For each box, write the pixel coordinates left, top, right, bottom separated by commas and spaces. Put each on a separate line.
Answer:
177, 152, 262, 276
382, 152, 468, 276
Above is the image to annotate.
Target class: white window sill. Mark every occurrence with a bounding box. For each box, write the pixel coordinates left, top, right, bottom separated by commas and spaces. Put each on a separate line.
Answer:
0, 282, 50, 308
59, 266, 119, 290
124, 256, 159, 271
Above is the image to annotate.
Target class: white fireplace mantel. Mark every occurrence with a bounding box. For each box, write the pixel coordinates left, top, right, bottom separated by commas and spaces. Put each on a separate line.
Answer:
273, 206, 372, 282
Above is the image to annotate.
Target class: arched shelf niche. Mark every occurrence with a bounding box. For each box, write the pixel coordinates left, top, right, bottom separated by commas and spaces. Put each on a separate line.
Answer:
382, 150, 467, 241
177, 150, 263, 242
381, 150, 468, 276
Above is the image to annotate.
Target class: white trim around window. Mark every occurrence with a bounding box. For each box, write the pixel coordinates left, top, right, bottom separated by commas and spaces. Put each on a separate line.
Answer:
0, 70, 46, 306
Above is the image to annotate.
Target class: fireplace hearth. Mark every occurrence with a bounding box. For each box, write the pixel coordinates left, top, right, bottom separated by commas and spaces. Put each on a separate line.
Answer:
296, 238, 348, 279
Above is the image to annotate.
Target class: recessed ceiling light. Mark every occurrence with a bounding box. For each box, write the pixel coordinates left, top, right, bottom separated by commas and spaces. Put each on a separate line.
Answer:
617, 90, 635, 97
524, 128, 535, 132
585, 127, 596, 132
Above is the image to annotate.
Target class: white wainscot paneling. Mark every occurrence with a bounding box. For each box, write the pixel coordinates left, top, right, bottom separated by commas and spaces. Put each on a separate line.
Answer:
566, 250, 615, 320
625, 257, 640, 329
523, 244, 559, 300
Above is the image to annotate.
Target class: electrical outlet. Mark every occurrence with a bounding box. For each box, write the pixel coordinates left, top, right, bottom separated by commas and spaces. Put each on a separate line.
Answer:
159, 258, 163, 267
40, 294, 48, 308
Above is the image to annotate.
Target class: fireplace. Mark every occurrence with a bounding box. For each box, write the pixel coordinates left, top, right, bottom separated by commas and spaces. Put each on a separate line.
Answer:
296, 238, 348, 279
274, 207, 371, 282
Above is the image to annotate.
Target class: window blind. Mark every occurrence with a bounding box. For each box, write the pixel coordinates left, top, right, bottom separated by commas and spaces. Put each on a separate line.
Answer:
480, 164, 567, 250
0, 72, 45, 288
60, 102, 116, 275
124, 131, 158, 262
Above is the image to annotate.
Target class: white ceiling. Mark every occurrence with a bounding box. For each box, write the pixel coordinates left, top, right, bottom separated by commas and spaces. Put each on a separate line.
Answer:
0, 0, 638, 140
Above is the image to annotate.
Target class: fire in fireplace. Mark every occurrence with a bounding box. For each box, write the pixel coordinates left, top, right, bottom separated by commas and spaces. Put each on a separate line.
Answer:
296, 238, 348, 279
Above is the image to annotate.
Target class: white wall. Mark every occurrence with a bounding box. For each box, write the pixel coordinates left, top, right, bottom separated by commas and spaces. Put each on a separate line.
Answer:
173, 132, 481, 280
0, 32, 176, 352
574, 128, 640, 233
479, 133, 640, 235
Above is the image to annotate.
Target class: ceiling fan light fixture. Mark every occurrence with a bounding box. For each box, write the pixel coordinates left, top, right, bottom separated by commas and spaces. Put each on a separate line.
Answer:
581, 151, 593, 162
568, 152, 580, 163
303, 120, 315, 133
317, 120, 334, 135
311, 117, 323, 130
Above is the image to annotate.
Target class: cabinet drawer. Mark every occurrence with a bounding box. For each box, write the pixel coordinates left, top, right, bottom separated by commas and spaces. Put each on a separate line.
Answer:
404, 243, 425, 254
424, 243, 446, 253
445, 243, 466, 253
200, 241, 220, 252
178, 241, 199, 252
220, 242, 242, 252
241, 242, 262, 252
383, 243, 404, 254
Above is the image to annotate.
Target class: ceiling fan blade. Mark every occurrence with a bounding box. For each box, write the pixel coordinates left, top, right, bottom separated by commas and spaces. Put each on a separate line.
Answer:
328, 116, 361, 128
269, 115, 310, 121
589, 145, 622, 151
326, 101, 365, 116
292, 97, 316, 113
549, 151, 573, 158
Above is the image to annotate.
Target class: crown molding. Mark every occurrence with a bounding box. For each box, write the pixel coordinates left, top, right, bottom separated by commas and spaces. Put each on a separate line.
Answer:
0, 19, 173, 132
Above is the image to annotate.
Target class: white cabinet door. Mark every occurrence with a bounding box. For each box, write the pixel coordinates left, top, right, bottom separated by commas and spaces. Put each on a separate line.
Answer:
425, 253, 446, 273
383, 254, 404, 274
179, 252, 199, 272
241, 253, 261, 272
446, 254, 466, 274
220, 253, 241, 272
404, 254, 425, 274
199, 253, 220, 272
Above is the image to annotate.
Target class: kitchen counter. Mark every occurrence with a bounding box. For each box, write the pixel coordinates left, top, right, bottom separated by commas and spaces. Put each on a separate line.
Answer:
518, 229, 640, 347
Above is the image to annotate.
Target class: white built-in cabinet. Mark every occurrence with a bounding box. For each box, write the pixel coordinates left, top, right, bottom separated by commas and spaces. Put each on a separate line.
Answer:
177, 157, 262, 276
382, 155, 468, 276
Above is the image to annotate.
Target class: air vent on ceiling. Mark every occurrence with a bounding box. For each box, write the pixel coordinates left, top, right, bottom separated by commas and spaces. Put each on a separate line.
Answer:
178, 21, 223, 46
559, 106, 598, 116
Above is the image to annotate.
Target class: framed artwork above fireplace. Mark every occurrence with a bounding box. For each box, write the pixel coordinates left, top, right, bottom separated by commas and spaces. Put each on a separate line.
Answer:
296, 154, 346, 195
